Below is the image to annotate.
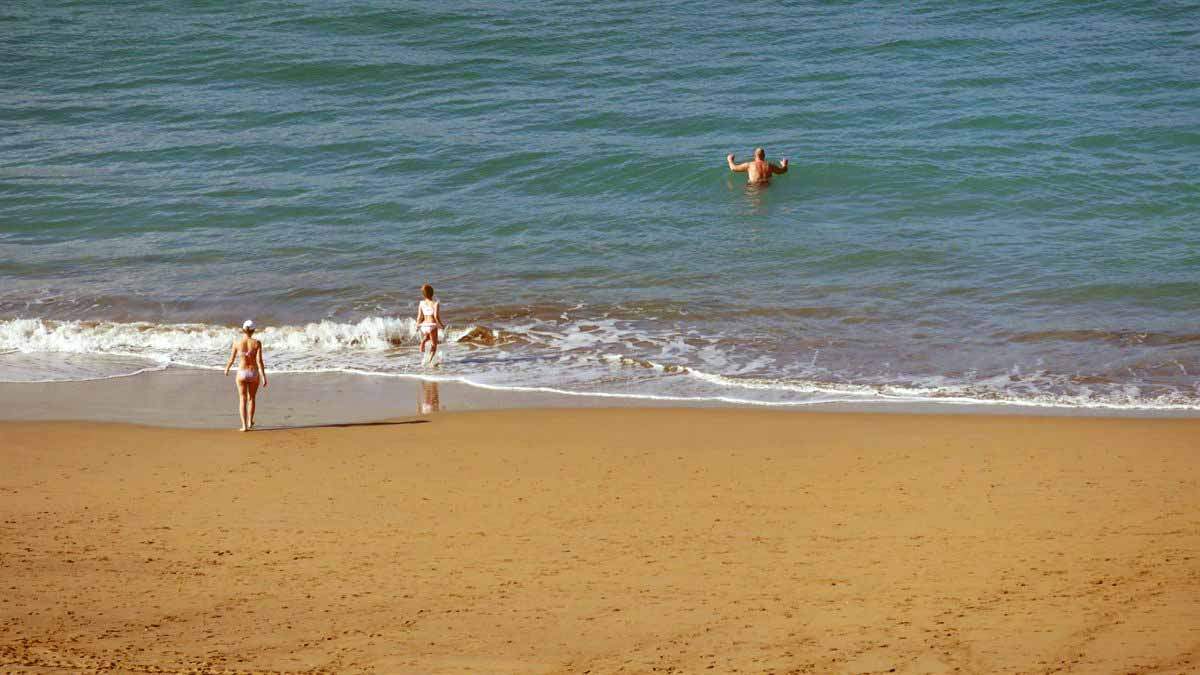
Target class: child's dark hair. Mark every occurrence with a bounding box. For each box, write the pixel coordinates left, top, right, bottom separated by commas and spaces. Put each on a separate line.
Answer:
421, 284, 435, 300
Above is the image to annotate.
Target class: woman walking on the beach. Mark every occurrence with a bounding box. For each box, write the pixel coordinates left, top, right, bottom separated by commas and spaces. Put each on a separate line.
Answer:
223, 319, 267, 431
416, 284, 446, 365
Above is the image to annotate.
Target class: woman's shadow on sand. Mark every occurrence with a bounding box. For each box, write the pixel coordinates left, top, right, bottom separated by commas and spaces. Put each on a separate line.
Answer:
253, 420, 430, 432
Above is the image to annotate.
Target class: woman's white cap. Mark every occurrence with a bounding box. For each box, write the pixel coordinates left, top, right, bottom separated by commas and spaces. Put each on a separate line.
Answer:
242, 319, 255, 330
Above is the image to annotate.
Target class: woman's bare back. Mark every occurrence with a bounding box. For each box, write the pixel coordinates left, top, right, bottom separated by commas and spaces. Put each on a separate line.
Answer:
235, 337, 260, 369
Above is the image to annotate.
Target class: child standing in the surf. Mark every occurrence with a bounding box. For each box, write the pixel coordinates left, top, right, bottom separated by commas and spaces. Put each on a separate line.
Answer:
416, 283, 446, 364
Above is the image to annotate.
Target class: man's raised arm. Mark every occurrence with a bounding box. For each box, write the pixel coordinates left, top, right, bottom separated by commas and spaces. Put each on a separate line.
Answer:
772, 158, 789, 174
727, 153, 749, 172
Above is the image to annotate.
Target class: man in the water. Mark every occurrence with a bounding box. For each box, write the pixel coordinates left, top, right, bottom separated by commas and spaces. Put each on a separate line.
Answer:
727, 147, 788, 185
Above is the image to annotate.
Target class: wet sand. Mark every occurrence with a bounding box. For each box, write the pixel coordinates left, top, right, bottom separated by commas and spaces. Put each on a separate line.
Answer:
1, 409, 1198, 673
2, 366, 1184, 433
0, 368, 663, 429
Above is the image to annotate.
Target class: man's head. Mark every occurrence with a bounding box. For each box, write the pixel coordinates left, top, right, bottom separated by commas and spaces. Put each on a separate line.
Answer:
754, 147, 765, 160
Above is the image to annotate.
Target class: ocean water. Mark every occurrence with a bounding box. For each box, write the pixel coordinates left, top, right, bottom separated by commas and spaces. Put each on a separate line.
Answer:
2, 1, 1198, 410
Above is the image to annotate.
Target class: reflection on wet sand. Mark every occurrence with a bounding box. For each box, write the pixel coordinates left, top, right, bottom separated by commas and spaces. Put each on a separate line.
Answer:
419, 380, 441, 414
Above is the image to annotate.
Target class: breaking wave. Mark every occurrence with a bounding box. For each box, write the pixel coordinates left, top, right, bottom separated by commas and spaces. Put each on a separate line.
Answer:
1, 316, 1197, 412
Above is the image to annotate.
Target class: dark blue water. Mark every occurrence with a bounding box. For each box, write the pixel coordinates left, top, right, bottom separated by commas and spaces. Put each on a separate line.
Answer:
2, 1, 1198, 409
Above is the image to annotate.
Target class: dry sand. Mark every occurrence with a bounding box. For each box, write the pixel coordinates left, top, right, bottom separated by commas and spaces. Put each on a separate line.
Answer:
1, 409, 1197, 673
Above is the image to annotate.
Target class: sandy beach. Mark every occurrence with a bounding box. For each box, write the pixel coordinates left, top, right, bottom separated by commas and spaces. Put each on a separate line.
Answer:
2, 408, 1197, 673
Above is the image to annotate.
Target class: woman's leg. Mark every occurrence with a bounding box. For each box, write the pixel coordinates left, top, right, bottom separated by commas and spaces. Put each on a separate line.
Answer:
428, 330, 439, 358
236, 379, 249, 431
246, 378, 260, 428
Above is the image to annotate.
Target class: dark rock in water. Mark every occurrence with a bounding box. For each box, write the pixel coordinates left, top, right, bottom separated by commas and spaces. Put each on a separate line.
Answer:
456, 326, 498, 346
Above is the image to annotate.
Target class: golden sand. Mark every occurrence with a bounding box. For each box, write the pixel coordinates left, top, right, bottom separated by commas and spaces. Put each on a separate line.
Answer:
1, 409, 1197, 673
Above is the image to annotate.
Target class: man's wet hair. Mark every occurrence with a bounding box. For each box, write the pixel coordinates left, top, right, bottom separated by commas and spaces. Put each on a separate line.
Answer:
754, 147, 765, 159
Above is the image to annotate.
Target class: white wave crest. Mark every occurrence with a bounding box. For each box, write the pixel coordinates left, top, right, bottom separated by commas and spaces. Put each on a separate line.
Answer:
0, 316, 427, 356
2, 317, 1197, 412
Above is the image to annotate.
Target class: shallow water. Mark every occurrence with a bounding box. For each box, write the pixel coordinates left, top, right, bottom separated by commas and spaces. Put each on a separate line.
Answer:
2, 2, 1198, 409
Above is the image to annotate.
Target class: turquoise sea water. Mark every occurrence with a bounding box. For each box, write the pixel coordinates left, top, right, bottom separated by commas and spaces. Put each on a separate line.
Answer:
2, 2, 1198, 408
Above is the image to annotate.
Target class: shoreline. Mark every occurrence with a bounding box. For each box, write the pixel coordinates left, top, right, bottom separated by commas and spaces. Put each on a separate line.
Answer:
0, 366, 1196, 430
2, 409, 1197, 672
